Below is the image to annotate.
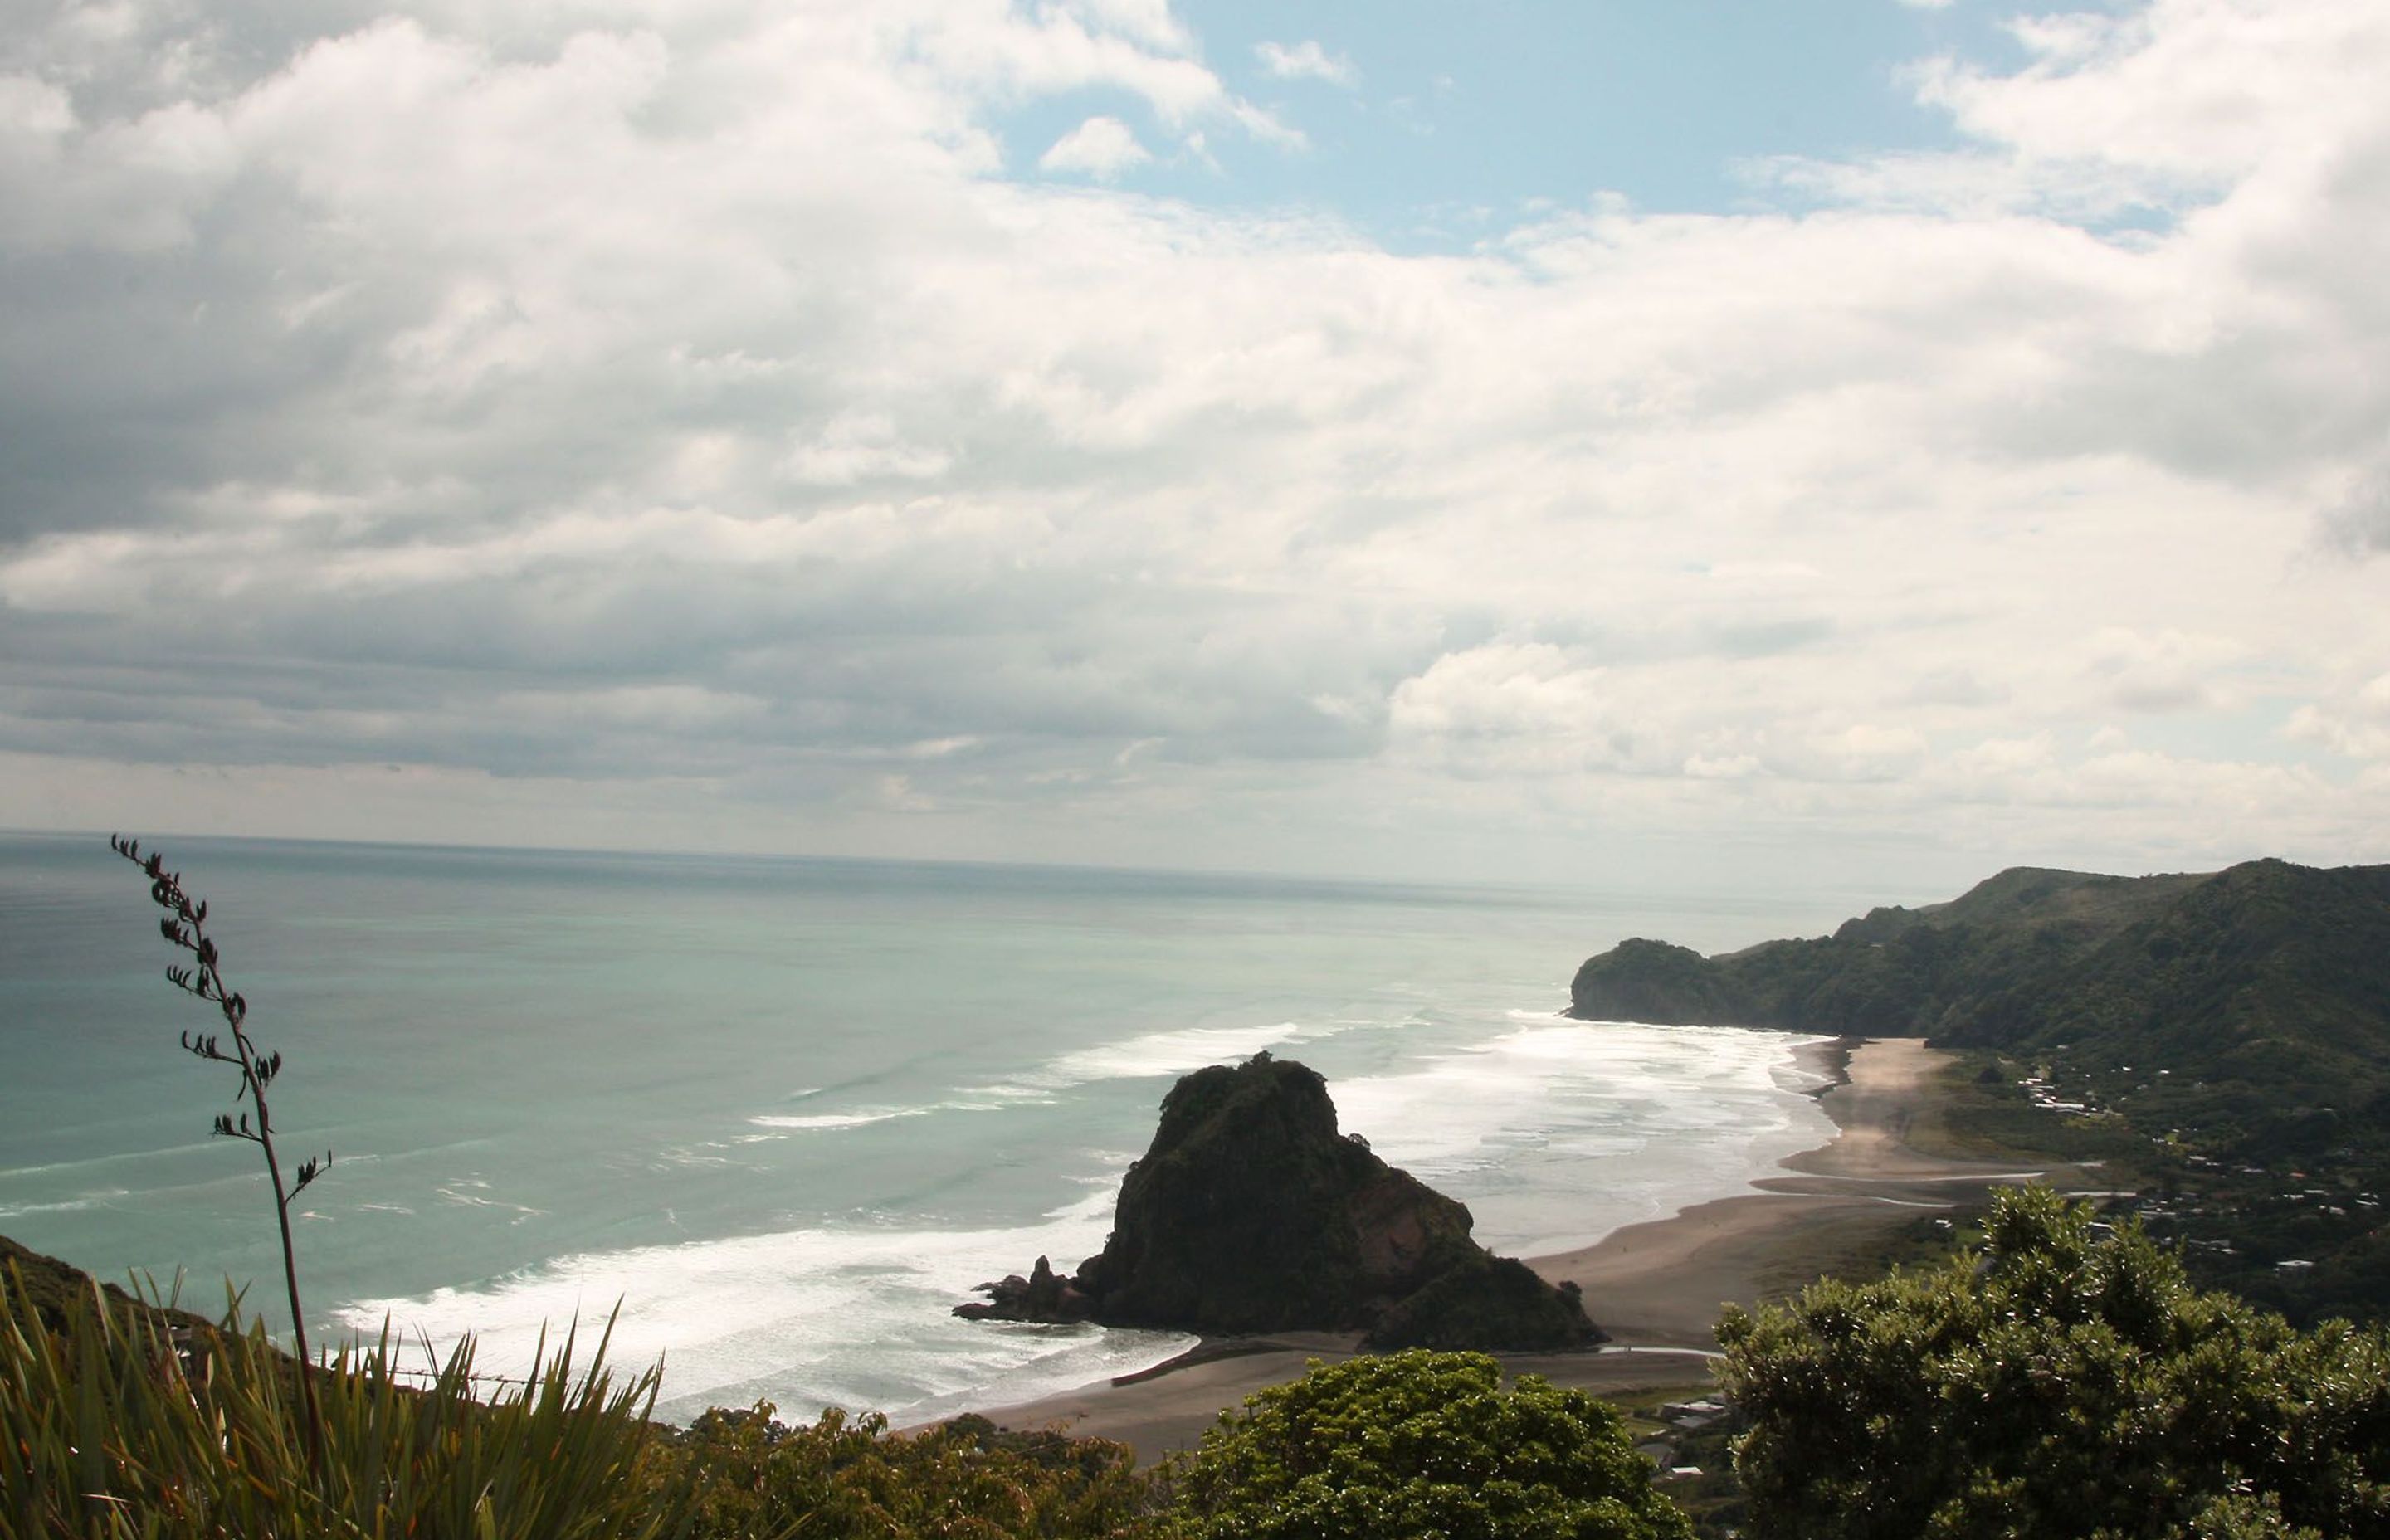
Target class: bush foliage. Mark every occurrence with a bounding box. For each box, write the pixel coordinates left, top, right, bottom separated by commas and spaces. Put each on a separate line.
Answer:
658, 1404, 1154, 1539
1168, 1349, 1692, 1540
1717, 1187, 2390, 1540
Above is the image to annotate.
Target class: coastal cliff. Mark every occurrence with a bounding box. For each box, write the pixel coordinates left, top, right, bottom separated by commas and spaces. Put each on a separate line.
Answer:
1569, 857, 2390, 1323
1570, 865, 2209, 1036
1568, 860, 2390, 1102
956, 1055, 1600, 1349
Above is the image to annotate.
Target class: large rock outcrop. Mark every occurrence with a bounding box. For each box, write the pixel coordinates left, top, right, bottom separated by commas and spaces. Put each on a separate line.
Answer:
955, 1053, 1600, 1350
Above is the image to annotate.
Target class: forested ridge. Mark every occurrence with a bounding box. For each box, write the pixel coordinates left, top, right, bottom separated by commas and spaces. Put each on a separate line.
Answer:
1573, 859, 2390, 1322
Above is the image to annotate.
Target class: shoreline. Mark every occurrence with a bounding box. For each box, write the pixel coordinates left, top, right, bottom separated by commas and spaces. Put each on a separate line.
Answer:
962, 1034, 2085, 1463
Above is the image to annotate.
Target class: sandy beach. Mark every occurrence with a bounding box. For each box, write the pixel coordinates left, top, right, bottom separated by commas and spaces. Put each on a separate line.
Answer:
968, 1036, 2085, 1464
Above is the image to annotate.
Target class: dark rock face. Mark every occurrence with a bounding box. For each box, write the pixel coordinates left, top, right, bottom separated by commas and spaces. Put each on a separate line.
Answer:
1369, 1255, 1597, 1351
1568, 938, 1748, 1027
955, 1054, 1601, 1350
952, 1255, 1095, 1323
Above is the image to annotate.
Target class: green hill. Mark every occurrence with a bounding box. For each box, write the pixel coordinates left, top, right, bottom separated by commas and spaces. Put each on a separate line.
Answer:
1569, 858, 2390, 1321
1569, 860, 2390, 1156
1573, 865, 2214, 1040
2, 1231, 218, 1340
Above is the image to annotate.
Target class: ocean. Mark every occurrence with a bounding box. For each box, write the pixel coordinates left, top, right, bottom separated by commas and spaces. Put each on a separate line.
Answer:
1, 831, 1846, 1424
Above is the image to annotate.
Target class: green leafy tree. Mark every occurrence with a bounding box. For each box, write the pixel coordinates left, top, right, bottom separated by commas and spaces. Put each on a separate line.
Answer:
1168, 1349, 1692, 1540
1717, 1186, 2390, 1540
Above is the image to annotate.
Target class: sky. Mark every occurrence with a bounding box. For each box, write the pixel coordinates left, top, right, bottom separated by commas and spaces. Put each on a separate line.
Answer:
2, 0, 2387, 899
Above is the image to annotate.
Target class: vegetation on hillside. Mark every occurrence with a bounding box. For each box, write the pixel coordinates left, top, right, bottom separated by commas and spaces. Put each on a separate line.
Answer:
5, 1250, 1669, 1540
1572, 859, 2390, 1321
3, 1262, 694, 1538
4, 1243, 1170, 1539
1719, 1187, 2390, 1540
1169, 1350, 1691, 1540
656, 1405, 1155, 1539
23, 1193, 2390, 1539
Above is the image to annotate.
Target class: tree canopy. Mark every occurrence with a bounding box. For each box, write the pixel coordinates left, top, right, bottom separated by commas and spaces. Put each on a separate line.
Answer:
1717, 1187, 2390, 1540
1169, 1349, 1692, 1540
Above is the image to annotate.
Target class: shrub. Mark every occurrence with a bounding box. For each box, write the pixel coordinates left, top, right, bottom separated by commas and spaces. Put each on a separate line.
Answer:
663, 1403, 1155, 1538
1168, 1349, 1692, 1540
1717, 1185, 2390, 1540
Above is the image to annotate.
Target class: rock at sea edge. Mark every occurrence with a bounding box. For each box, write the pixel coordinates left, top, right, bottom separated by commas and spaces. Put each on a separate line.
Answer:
953, 1053, 1602, 1350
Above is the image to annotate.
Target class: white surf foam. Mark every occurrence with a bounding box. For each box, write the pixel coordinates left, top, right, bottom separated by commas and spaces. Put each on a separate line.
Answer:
0, 1190, 125, 1220
972, 1021, 1316, 1102
748, 1109, 928, 1132
1334, 1018, 1840, 1256
434, 1177, 546, 1223
333, 1016, 1836, 1425
334, 1172, 1191, 1426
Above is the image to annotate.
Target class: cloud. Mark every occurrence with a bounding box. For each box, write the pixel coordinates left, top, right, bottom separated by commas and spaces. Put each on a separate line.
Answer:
0, 0, 2385, 885
2319, 464, 2390, 556
782, 413, 954, 485
1037, 115, 1151, 178
1254, 40, 1358, 89
2287, 673, 2390, 762
2077, 628, 2247, 714
1386, 644, 1652, 777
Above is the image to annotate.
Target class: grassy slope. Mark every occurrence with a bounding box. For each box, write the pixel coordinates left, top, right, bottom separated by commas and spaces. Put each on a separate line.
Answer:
1, 1231, 223, 1339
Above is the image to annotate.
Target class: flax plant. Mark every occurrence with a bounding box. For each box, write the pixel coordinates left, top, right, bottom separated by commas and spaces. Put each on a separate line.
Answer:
110, 835, 334, 1453
1, 1263, 691, 1538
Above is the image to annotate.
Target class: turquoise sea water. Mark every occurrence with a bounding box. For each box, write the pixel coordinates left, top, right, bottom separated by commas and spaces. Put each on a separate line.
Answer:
1, 831, 1844, 1422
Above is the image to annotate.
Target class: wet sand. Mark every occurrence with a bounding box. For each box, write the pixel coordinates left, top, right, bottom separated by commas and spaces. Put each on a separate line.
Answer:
965, 1036, 2079, 1464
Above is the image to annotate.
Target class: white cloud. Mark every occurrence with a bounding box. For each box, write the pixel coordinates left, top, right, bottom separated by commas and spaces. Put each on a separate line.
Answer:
2320, 463, 2390, 556
2077, 627, 2248, 714
2287, 672, 2390, 762
781, 413, 954, 485
0, 0, 2385, 886
1055, 0, 1193, 54
1254, 40, 1358, 88
1684, 753, 1760, 780
1924, 2, 2390, 183
1806, 724, 1930, 781
1036, 114, 1151, 178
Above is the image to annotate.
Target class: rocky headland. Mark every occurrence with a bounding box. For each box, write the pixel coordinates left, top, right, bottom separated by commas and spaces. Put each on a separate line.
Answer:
1566, 860, 2390, 1148
954, 1053, 1601, 1350
1568, 858, 2390, 1323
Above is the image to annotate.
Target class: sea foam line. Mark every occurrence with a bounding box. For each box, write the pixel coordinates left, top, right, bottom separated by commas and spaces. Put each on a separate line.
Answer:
1331, 1019, 1841, 1256
334, 1170, 1187, 1426
968, 1020, 1322, 1102
749, 1109, 929, 1131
